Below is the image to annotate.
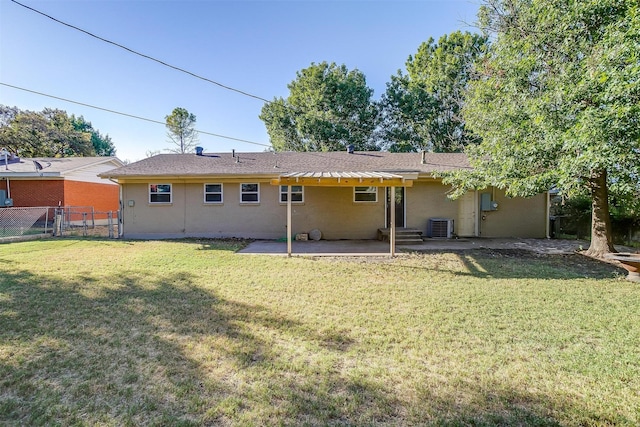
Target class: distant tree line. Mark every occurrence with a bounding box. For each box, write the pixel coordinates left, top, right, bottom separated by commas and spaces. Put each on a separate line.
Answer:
260, 31, 487, 154
0, 105, 116, 157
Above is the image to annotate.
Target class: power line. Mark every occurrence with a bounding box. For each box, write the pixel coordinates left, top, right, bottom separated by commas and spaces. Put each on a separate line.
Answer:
9, 0, 272, 104
0, 82, 272, 148
0, 82, 387, 170
10, 0, 385, 146
8, 1, 386, 150
9, 0, 380, 140
0, 84, 390, 168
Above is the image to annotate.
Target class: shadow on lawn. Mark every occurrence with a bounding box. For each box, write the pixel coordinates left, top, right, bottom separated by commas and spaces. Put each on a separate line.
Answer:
412, 248, 624, 280
0, 268, 391, 425
0, 267, 624, 425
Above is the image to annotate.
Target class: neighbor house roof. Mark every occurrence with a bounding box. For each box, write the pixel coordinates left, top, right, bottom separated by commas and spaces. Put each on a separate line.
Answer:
0, 156, 124, 178
99, 151, 470, 179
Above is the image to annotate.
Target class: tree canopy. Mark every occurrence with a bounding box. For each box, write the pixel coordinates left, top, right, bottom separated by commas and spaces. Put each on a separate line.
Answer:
380, 31, 488, 153
165, 107, 199, 154
444, 0, 640, 256
0, 105, 116, 157
260, 62, 380, 152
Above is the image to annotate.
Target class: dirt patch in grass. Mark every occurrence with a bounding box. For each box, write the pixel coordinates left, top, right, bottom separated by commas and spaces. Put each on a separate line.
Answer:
325, 248, 624, 280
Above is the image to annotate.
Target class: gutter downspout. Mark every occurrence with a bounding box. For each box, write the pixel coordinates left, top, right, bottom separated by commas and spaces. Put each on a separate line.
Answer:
108, 178, 124, 238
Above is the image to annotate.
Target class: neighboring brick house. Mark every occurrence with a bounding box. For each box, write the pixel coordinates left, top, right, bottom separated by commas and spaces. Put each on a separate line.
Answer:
0, 156, 124, 211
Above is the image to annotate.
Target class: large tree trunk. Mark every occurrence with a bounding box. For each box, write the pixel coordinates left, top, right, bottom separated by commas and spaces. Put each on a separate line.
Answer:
585, 169, 616, 258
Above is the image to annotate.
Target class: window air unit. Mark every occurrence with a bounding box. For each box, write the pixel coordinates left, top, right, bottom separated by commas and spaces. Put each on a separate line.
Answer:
428, 218, 454, 238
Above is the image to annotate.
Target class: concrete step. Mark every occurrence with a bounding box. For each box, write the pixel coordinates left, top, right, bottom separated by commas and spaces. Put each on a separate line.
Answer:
377, 228, 424, 242
395, 238, 424, 244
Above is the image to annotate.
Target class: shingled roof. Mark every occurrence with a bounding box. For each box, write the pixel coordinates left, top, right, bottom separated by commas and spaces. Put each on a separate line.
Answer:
100, 151, 470, 179
0, 156, 124, 177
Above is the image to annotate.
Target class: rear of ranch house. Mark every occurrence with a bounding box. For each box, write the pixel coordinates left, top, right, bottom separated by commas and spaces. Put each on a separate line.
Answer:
99, 151, 548, 240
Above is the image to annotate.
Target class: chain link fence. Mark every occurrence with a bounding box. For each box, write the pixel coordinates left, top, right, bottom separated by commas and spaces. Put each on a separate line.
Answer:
0, 206, 121, 240
52, 207, 120, 238
0, 207, 51, 238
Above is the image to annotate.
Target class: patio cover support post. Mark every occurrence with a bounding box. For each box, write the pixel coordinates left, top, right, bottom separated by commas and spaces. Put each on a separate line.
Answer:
287, 185, 292, 257
390, 186, 396, 257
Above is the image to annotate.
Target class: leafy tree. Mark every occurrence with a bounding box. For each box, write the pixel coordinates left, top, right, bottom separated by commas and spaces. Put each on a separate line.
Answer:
260, 62, 380, 152
443, 0, 640, 257
165, 107, 199, 154
42, 108, 93, 157
71, 115, 116, 156
0, 105, 113, 157
379, 74, 436, 152
380, 31, 488, 153
0, 106, 47, 156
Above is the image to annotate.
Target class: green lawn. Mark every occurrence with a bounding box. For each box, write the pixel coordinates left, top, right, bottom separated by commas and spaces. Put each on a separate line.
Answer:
1, 239, 638, 426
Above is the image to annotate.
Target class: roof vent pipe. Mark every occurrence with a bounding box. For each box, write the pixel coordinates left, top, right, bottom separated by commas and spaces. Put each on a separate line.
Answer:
347, 144, 355, 154
421, 150, 426, 164
195, 146, 204, 156
232, 149, 235, 158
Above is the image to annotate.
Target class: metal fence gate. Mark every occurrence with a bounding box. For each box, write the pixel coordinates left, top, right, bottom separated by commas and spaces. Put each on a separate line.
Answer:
53, 207, 121, 238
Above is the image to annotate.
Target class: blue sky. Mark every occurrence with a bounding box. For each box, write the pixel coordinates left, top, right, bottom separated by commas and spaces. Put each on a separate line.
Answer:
0, 0, 481, 162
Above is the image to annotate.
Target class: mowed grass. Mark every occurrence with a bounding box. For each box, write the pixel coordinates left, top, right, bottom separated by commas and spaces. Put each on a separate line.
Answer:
0, 239, 638, 426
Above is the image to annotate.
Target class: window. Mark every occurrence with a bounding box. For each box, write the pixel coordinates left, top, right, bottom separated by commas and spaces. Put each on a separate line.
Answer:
240, 183, 260, 203
280, 185, 304, 203
149, 184, 171, 203
204, 184, 223, 203
354, 186, 377, 202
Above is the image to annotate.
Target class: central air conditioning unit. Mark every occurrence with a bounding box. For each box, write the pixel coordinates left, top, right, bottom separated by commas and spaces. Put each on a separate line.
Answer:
427, 218, 454, 238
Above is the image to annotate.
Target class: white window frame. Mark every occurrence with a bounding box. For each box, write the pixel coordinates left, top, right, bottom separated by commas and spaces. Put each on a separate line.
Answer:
149, 184, 172, 204
280, 185, 304, 204
204, 183, 223, 204
354, 186, 377, 203
240, 183, 260, 204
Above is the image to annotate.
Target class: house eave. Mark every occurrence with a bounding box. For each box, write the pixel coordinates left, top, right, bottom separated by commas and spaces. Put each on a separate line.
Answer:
102, 173, 282, 183
62, 157, 125, 175
0, 172, 62, 178
272, 171, 416, 187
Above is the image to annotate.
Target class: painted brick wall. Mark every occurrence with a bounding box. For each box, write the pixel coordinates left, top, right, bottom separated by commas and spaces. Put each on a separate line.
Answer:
64, 180, 119, 212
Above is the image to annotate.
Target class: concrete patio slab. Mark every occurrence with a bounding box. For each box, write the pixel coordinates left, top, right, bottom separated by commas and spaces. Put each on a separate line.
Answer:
237, 238, 627, 256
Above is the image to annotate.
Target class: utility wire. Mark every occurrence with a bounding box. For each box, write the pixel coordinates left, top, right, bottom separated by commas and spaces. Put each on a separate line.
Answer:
1, 83, 421, 171
9, 0, 379, 140
8, 1, 385, 152
11, 0, 384, 147
9, 0, 272, 104
0, 82, 272, 148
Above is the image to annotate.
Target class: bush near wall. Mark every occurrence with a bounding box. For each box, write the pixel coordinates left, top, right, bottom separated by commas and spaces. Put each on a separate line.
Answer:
551, 196, 640, 246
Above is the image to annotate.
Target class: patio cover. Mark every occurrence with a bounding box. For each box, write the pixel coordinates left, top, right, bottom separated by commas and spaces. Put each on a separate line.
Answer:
271, 171, 416, 256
